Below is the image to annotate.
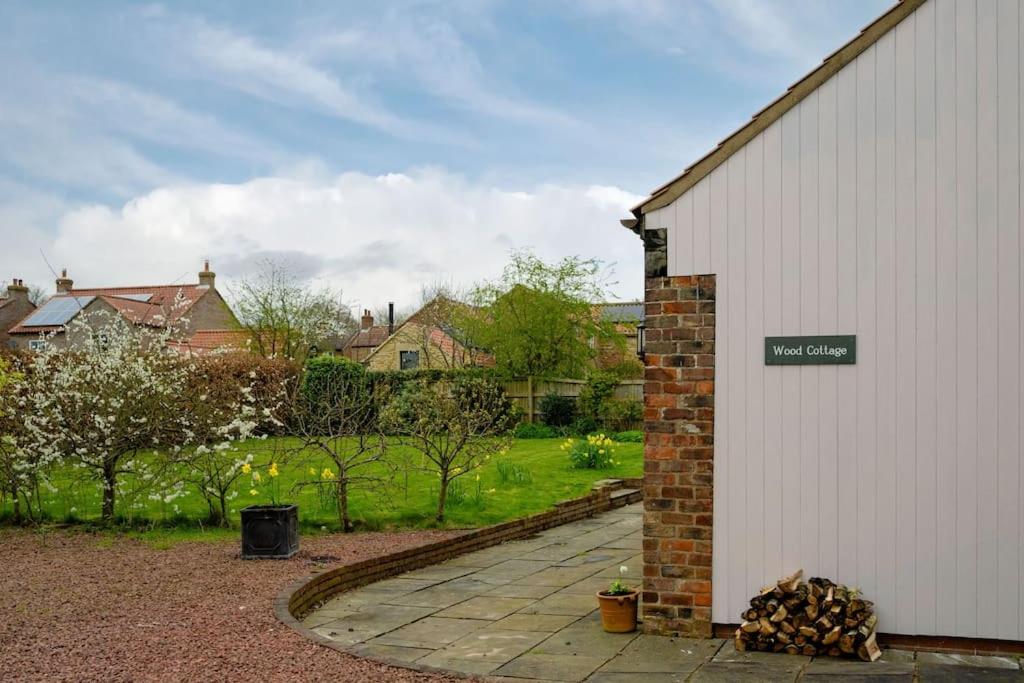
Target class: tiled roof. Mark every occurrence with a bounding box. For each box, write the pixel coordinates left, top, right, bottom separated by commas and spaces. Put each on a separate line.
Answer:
598, 301, 643, 324
10, 284, 208, 334
343, 325, 391, 350
168, 329, 250, 354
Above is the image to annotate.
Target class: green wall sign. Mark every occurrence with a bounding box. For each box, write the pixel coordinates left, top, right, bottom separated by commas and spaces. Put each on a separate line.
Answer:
764, 335, 856, 365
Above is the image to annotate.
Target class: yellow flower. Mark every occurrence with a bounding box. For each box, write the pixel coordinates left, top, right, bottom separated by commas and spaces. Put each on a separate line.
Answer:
249, 488, 258, 496
598, 449, 605, 455
475, 474, 480, 482
241, 463, 252, 474
268, 463, 280, 478
252, 471, 261, 482
321, 468, 335, 480
308, 466, 317, 476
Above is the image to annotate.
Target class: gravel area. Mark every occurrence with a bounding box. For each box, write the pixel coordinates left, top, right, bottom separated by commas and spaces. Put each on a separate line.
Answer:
0, 527, 470, 682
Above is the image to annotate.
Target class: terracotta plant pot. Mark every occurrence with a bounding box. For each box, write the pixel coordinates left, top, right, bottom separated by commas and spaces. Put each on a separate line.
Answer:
597, 590, 639, 633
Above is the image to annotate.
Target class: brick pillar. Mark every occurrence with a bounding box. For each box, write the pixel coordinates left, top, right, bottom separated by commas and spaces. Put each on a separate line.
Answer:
641, 274, 716, 637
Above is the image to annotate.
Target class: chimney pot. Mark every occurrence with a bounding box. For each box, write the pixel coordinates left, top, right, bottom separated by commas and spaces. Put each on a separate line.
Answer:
8, 278, 29, 300
198, 261, 216, 288
56, 268, 73, 294
361, 309, 374, 330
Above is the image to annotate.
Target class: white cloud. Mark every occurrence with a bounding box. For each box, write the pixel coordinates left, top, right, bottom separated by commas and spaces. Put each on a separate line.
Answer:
9, 169, 644, 310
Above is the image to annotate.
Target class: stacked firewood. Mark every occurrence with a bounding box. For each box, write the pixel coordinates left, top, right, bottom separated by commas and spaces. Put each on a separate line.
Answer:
734, 570, 881, 661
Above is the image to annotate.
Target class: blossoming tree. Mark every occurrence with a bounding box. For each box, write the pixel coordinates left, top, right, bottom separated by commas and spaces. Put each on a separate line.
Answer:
16, 310, 274, 522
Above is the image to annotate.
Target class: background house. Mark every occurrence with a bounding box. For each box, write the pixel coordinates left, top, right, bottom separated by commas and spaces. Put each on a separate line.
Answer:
0, 279, 36, 350
363, 298, 494, 371
338, 308, 393, 361
594, 301, 643, 374
7, 262, 241, 351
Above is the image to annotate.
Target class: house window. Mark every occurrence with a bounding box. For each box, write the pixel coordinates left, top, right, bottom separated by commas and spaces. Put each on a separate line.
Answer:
400, 350, 420, 370
29, 340, 46, 351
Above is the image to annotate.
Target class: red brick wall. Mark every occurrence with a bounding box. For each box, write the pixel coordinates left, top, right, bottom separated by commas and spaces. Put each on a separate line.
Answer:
641, 274, 716, 637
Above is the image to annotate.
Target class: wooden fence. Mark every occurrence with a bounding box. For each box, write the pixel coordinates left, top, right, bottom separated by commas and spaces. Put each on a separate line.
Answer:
500, 377, 643, 424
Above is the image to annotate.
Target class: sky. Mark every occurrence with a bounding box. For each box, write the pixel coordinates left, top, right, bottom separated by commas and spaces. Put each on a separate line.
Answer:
0, 0, 890, 312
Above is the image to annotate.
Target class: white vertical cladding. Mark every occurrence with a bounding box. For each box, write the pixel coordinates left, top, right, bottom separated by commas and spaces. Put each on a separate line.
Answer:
654, 0, 1024, 639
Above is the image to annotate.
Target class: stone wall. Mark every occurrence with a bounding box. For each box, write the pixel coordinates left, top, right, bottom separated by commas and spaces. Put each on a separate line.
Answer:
641, 274, 716, 637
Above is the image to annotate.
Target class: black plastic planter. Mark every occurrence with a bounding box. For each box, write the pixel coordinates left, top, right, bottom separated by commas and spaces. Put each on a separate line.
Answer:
240, 504, 299, 559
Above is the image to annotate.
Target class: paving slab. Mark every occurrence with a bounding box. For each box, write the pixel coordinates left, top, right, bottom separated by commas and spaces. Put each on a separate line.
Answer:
382, 587, 481, 609
492, 613, 582, 632
532, 623, 639, 658
476, 559, 555, 581
436, 596, 536, 620
916, 651, 1020, 669
598, 636, 724, 674
400, 565, 478, 582
518, 592, 600, 616
372, 616, 486, 649
485, 583, 563, 599
917, 664, 1023, 681
348, 642, 434, 663
555, 549, 635, 569
803, 657, 915, 677
359, 577, 440, 593
586, 673, 687, 683
326, 603, 436, 633
518, 566, 605, 587
424, 628, 550, 664
494, 653, 610, 682
690, 661, 803, 682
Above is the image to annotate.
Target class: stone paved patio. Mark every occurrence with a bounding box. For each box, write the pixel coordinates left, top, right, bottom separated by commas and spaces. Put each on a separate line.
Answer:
302, 504, 1024, 681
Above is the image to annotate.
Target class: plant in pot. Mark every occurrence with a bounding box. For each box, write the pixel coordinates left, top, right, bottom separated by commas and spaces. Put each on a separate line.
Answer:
240, 461, 299, 559
597, 565, 639, 632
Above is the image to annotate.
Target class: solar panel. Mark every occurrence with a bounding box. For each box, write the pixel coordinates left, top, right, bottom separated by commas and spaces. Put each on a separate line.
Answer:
20, 296, 95, 327
112, 293, 152, 303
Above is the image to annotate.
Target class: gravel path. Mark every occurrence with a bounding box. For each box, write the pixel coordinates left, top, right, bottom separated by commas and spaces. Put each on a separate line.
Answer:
0, 527, 470, 682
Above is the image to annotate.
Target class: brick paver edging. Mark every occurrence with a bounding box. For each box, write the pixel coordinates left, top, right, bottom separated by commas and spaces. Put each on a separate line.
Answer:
273, 479, 642, 672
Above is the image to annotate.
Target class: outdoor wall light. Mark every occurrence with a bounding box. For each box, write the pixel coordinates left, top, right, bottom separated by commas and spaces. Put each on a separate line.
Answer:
636, 322, 645, 361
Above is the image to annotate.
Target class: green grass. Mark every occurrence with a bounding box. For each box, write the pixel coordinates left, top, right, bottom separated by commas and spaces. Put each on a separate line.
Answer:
1, 437, 641, 539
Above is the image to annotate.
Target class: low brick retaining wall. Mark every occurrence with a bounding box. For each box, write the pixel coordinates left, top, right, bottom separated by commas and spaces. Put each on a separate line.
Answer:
277, 478, 643, 623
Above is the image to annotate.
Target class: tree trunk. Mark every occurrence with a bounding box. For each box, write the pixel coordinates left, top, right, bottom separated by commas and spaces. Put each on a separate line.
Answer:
436, 476, 449, 523
337, 478, 352, 533
10, 482, 21, 525
217, 491, 229, 527
102, 467, 116, 522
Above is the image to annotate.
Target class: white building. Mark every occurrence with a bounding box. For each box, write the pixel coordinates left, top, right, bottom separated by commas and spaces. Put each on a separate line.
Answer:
629, 0, 1024, 645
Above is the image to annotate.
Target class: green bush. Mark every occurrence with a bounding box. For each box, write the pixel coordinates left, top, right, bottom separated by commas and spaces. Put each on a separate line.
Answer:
538, 392, 576, 427
612, 430, 643, 443
562, 433, 617, 469
567, 415, 600, 437
600, 398, 643, 432
514, 422, 557, 439
192, 351, 299, 433
577, 373, 618, 420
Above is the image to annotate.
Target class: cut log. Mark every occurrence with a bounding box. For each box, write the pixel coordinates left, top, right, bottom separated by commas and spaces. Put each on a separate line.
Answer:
857, 631, 882, 662
740, 620, 760, 633
770, 605, 789, 623
777, 569, 804, 593
822, 625, 842, 645
838, 631, 857, 654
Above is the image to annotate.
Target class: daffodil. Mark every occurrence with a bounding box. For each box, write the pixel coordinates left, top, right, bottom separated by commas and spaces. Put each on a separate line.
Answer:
249, 488, 259, 496
308, 466, 317, 476
241, 463, 252, 474
321, 468, 335, 480
268, 463, 280, 478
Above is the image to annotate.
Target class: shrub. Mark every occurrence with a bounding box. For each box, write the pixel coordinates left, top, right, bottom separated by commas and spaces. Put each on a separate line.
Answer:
577, 373, 618, 420
495, 458, 533, 485
567, 415, 600, 437
600, 398, 643, 432
193, 351, 299, 432
514, 422, 557, 439
562, 434, 617, 469
612, 430, 643, 443
539, 392, 576, 427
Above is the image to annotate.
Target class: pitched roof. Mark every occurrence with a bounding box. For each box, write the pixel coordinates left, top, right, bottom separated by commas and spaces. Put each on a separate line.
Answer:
10, 283, 210, 334
629, 0, 925, 220
598, 301, 643, 324
343, 325, 391, 351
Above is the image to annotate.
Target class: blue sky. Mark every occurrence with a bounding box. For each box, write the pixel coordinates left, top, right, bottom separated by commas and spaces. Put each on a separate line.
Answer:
0, 0, 889, 309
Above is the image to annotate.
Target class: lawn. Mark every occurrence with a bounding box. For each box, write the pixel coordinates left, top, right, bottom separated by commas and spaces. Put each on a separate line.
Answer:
1, 437, 642, 535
